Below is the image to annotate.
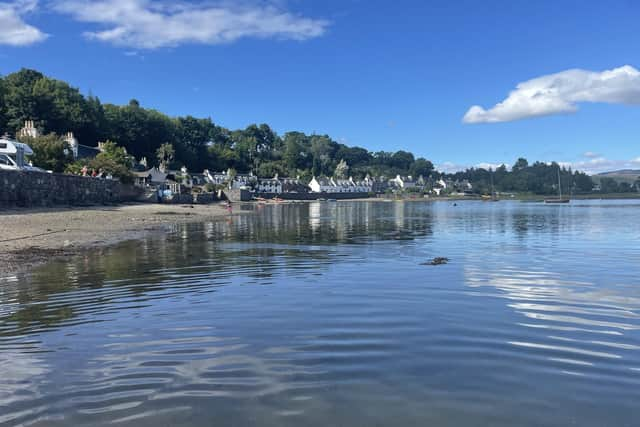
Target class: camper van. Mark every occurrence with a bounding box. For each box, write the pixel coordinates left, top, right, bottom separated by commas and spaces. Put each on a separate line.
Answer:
0, 136, 46, 172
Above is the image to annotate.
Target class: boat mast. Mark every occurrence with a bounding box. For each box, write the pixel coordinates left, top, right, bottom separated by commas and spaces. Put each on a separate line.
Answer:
491, 171, 495, 197
557, 167, 562, 200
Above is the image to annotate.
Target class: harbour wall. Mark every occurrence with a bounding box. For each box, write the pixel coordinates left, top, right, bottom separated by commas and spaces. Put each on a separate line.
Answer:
0, 170, 141, 208
225, 190, 371, 201
255, 192, 371, 200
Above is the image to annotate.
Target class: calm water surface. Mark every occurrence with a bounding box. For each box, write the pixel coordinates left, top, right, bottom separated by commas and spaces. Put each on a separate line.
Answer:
1, 200, 640, 426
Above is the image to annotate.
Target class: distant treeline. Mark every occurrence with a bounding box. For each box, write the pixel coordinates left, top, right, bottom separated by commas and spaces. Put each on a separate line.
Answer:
449, 158, 639, 195
1, 68, 637, 195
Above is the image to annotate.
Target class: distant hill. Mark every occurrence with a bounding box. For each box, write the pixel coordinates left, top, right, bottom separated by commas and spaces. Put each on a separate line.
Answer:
594, 169, 640, 185
597, 169, 640, 177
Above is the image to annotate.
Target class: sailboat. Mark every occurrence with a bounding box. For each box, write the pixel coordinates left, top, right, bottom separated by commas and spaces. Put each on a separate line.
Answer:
544, 168, 570, 204
482, 171, 500, 201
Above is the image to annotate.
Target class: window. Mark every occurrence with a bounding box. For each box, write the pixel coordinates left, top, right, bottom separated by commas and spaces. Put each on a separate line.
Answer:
0, 154, 16, 166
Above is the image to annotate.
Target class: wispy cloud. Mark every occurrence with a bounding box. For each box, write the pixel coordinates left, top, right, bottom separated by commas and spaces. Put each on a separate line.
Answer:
583, 151, 600, 159
0, 0, 48, 46
463, 65, 640, 124
53, 0, 329, 49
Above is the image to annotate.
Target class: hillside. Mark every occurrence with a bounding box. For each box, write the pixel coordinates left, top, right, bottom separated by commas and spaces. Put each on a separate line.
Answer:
594, 169, 640, 185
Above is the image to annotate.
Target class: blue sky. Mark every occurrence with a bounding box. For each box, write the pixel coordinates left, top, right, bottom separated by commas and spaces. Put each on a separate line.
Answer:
1, 0, 639, 173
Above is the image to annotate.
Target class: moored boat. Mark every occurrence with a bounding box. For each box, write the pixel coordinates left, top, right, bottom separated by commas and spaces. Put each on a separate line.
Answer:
544, 167, 570, 204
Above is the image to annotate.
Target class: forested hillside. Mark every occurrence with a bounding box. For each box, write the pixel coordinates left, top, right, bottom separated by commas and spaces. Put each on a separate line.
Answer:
0, 68, 434, 181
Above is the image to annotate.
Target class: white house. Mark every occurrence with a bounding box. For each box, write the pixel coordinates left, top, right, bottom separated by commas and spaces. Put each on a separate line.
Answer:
232, 173, 257, 189
309, 176, 337, 193
391, 175, 417, 189
203, 170, 256, 189
257, 177, 283, 193
309, 176, 370, 193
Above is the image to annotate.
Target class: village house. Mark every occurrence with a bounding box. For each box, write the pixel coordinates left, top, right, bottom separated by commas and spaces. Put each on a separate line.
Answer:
204, 170, 257, 189
281, 177, 309, 193
257, 176, 283, 193
308, 176, 336, 193
233, 173, 257, 189
390, 175, 417, 190
309, 176, 371, 193
368, 175, 389, 193
431, 178, 448, 196
18, 121, 102, 161
65, 133, 102, 160
132, 167, 168, 188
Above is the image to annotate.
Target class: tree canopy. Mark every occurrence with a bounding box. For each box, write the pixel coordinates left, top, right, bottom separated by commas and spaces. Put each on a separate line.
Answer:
0, 68, 438, 181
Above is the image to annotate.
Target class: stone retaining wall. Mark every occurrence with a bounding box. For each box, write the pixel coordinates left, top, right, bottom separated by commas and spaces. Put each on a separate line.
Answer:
0, 170, 141, 208
253, 192, 371, 201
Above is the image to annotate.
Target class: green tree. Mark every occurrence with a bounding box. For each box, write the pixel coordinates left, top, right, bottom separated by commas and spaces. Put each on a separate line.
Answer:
3, 69, 99, 140
175, 116, 215, 170
18, 133, 72, 172
513, 158, 529, 171
156, 143, 175, 170
0, 76, 6, 133
599, 177, 620, 194
96, 140, 133, 168
283, 132, 310, 172
256, 161, 286, 178
391, 150, 415, 171
334, 159, 349, 179
411, 158, 434, 178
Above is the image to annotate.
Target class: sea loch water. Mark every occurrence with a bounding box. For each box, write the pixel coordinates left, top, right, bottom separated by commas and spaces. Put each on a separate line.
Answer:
1, 200, 639, 426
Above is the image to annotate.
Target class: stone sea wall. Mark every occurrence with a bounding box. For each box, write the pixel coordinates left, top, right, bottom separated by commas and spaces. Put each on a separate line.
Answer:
0, 170, 141, 208
253, 192, 371, 201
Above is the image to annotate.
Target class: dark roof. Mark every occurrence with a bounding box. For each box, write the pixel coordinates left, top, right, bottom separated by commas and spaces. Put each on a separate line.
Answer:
77, 144, 101, 159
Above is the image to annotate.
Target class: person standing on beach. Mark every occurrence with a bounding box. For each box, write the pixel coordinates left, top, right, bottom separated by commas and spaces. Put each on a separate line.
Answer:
226, 200, 233, 215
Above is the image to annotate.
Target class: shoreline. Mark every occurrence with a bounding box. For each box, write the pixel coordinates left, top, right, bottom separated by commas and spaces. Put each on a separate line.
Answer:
2, 195, 638, 277
0, 203, 242, 277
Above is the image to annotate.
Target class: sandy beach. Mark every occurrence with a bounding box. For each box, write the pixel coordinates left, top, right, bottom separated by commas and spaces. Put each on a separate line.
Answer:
0, 203, 238, 276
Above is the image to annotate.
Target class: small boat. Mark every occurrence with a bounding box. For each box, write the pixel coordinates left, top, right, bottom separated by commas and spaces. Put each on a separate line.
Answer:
545, 168, 570, 204
482, 171, 500, 201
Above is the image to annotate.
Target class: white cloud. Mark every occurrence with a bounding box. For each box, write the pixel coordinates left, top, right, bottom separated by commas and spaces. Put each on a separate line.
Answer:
53, 0, 329, 49
0, 0, 48, 46
463, 65, 640, 124
583, 151, 600, 159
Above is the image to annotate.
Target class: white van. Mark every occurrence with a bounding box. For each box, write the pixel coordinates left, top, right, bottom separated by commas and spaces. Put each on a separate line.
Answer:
0, 136, 46, 172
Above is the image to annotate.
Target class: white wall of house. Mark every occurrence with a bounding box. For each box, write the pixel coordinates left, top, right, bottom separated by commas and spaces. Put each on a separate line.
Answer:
257, 180, 283, 193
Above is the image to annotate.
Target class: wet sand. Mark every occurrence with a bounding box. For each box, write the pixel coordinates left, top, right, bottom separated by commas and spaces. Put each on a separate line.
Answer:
0, 203, 237, 276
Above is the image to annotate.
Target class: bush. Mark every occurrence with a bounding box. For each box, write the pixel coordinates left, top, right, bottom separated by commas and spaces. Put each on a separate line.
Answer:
19, 134, 73, 172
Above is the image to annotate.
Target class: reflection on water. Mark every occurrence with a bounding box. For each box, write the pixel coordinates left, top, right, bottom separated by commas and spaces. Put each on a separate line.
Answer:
1, 200, 640, 426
